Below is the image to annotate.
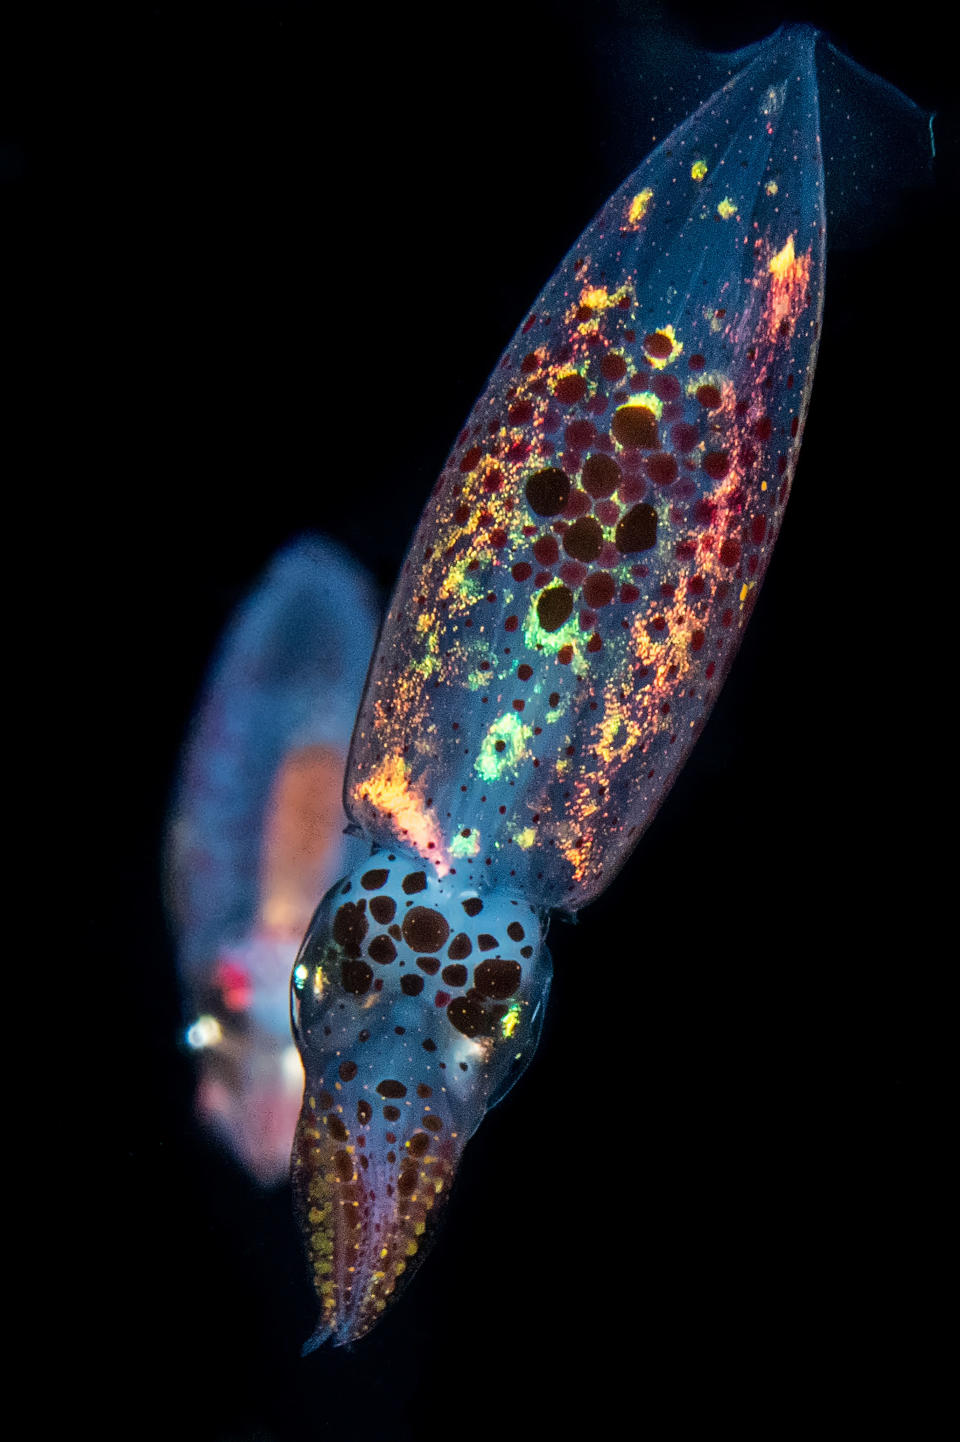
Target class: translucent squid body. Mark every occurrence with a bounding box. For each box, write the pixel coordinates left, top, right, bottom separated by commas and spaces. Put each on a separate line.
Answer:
166, 539, 379, 1184
294, 23, 826, 1344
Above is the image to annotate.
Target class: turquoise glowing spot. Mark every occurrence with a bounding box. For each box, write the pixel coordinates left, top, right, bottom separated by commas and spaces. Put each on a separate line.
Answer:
475, 712, 533, 781
293, 962, 309, 990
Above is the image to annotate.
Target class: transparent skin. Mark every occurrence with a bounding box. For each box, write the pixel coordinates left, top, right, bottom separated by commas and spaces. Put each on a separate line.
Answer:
292, 24, 828, 1343
291, 856, 551, 1348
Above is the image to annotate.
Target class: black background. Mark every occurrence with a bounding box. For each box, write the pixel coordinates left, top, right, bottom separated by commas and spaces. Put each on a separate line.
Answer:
10, 2, 952, 1437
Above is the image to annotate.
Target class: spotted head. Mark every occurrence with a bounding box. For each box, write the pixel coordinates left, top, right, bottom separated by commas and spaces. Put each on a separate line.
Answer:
290, 850, 552, 1348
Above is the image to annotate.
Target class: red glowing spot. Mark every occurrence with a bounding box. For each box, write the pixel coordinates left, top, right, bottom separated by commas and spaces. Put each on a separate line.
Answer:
533, 535, 560, 566
460, 445, 482, 472
504, 615, 519, 632
653, 373, 681, 402
512, 561, 532, 582
620, 583, 640, 603
508, 401, 533, 425
521, 352, 539, 373
522, 314, 537, 333
719, 539, 741, 567
753, 416, 772, 440
750, 516, 767, 546
587, 633, 603, 652
645, 452, 679, 487
688, 354, 706, 371
695, 384, 722, 410
690, 629, 705, 652
490, 529, 508, 549
675, 540, 697, 562
565, 419, 596, 450
558, 645, 573, 664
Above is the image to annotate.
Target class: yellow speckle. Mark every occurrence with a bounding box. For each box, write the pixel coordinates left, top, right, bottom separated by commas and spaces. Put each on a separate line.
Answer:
691, 159, 708, 181
406, 1240, 418, 1257
716, 197, 736, 219
627, 187, 653, 224
769, 234, 796, 279
515, 827, 536, 850
765, 179, 778, 196
761, 480, 767, 492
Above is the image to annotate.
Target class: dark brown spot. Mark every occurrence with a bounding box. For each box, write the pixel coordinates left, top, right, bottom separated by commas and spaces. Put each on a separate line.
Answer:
402, 907, 450, 953
462, 897, 483, 916
563, 515, 603, 562
447, 996, 486, 1038
397, 1160, 419, 1196
383, 1104, 401, 1120
552, 372, 587, 404
611, 405, 657, 449
407, 1132, 430, 1156
537, 585, 573, 632
417, 956, 441, 975
401, 974, 424, 996
474, 959, 523, 999
696, 384, 722, 410
615, 503, 658, 554
582, 453, 621, 499
643, 331, 673, 358
423, 1115, 443, 1132
507, 922, 526, 942
377, 1079, 408, 1098
341, 959, 373, 994
368, 934, 397, 965
361, 869, 389, 890
441, 964, 468, 987
334, 1150, 354, 1182
526, 468, 571, 517
357, 1099, 372, 1125
317, 1091, 334, 1110
477, 934, 498, 952
325, 1114, 349, 1142
402, 871, 427, 895
445, 933, 471, 964
370, 895, 396, 924
339, 1061, 358, 1082
332, 902, 368, 957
